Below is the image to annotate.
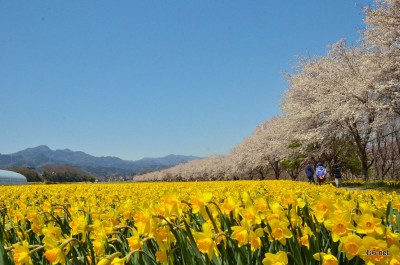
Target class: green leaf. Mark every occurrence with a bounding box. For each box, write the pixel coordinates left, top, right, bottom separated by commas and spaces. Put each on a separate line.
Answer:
0, 224, 7, 265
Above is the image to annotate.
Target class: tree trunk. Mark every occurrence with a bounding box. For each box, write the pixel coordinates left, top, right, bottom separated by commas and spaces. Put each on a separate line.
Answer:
249, 171, 254, 180
347, 121, 373, 181
258, 167, 265, 180
268, 159, 281, 180
274, 170, 280, 180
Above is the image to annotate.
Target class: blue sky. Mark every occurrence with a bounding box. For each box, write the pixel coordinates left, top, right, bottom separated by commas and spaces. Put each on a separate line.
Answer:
1, 0, 371, 160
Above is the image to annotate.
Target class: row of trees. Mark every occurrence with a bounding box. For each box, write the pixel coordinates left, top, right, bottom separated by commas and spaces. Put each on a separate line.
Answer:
8, 166, 43, 182
135, 0, 400, 182
9, 165, 96, 183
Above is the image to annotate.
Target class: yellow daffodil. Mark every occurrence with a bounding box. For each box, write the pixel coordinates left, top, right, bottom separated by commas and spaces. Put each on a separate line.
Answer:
12, 240, 32, 265
249, 228, 264, 251
265, 203, 287, 225
127, 228, 142, 251
70, 214, 88, 239
254, 197, 268, 212
262, 251, 288, 265
92, 239, 106, 257
386, 230, 400, 248
283, 194, 297, 208
190, 191, 213, 215
97, 253, 122, 265
389, 245, 400, 265
155, 250, 168, 264
31, 219, 44, 235
354, 213, 385, 236
160, 193, 181, 217
42, 223, 62, 240
154, 225, 169, 243
192, 222, 218, 259
324, 213, 355, 242
313, 252, 338, 265
266, 219, 293, 245
339, 233, 362, 260
312, 196, 335, 222
134, 208, 152, 236
231, 225, 248, 247
231, 220, 263, 251
392, 200, 400, 211
241, 203, 261, 225
358, 236, 390, 265
220, 195, 239, 216
333, 199, 357, 216
43, 236, 65, 265
110, 257, 125, 265
298, 225, 314, 249
91, 219, 108, 256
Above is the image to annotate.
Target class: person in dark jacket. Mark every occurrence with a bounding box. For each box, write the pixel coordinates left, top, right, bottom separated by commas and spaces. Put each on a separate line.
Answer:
332, 164, 342, 187
305, 162, 315, 183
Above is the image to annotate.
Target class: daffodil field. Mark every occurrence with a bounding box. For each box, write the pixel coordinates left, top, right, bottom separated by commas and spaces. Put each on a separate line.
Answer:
1, 181, 400, 265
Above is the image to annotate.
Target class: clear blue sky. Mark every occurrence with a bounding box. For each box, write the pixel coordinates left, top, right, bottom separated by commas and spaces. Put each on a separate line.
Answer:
1, 0, 371, 160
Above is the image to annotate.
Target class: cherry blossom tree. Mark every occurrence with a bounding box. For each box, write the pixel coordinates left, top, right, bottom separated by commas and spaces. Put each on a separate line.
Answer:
283, 41, 378, 180
230, 116, 296, 180
364, 0, 400, 48
134, 155, 234, 181
361, 0, 400, 117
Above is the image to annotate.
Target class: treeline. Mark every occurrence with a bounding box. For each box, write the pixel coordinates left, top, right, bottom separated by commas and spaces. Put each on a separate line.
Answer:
8, 165, 95, 183
135, 0, 400, 182
8, 166, 43, 182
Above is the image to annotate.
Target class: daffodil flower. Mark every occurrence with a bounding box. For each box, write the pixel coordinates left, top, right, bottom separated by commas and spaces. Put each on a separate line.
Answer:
324, 213, 355, 242
339, 233, 362, 260
313, 252, 338, 265
262, 251, 288, 265
192, 222, 219, 259
127, 228, 142, 251
266, 219, 293, 245
231, 220, 263, 251
358, 236, 390, 265
298, 225, 314, 249
12, 240, 32, 265
43, 236, 67, 265
388, 245, 400, 265
97, 252, 123, 265
354, 213, 385, 236
190, 191, 213, 215
312, 196, 334, 222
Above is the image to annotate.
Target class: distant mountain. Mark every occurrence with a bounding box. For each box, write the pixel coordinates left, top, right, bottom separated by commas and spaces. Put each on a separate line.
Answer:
0, 145, 200, 178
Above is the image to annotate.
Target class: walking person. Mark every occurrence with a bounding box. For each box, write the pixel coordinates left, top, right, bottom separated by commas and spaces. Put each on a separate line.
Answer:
315, 162, 327, 185
305, 162, 315, 183
332, 164, 342, 187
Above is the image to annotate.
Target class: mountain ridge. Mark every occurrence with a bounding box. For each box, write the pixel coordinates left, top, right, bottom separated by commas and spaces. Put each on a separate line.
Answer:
0, 145, 200, 178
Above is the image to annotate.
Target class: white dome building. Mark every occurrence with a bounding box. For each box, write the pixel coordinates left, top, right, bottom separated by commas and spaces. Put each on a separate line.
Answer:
0, 169, 28, 185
